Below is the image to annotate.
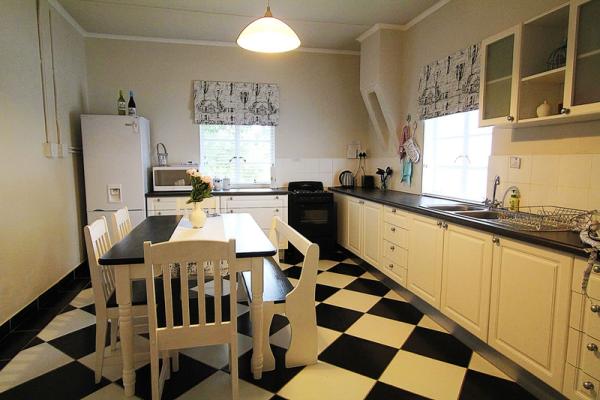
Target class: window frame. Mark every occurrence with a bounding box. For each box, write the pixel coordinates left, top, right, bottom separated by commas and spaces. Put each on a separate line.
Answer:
199, 124, 275, 188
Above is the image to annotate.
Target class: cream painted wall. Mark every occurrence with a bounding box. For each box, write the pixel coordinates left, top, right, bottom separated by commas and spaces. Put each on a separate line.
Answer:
367, 0, 600, 194
0, 0, 87, 325
84, 39, 369, 164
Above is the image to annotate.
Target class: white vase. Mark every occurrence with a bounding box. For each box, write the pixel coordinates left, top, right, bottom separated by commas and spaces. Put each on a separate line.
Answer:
189, 202, 207, 228
536, 100, 552, 117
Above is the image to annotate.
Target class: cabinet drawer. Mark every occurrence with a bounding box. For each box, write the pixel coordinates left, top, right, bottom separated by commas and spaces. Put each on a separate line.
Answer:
224, 207, 286, 230
147, 209, 179, 216
383, 223, 408, 248
383, 206, 410, 229
382, 257, 407, 286
383, 240, 407, 267
581, 334, 600, 381
564, 363, 600, 400
583, 298, 600, 341
221, 195, 287, 209
148, 197, 179, 211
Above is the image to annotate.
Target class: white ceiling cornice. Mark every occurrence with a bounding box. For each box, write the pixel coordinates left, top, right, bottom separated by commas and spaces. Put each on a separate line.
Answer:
356, 0, 452, 42
48, 0, 86, 36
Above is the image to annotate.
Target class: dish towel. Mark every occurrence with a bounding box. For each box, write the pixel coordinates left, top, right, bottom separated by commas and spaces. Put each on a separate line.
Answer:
401, 158, 412, 185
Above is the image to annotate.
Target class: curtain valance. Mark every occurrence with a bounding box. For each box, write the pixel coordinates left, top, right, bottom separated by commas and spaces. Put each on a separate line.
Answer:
417, 43, 481, 120
193, 80, 279, 126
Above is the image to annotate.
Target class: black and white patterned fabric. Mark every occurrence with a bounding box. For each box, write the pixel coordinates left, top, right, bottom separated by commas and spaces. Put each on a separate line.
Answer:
417, 43, 481, 120
193, 80, 279, 126
0, 254, 537, 399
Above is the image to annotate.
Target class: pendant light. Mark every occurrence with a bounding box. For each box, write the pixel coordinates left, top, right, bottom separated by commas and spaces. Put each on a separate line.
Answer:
237, 1, 301, 53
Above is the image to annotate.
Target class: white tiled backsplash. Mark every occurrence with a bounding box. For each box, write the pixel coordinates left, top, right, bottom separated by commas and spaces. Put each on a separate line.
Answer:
487, 154, 600, 211
274, 158, 358, 188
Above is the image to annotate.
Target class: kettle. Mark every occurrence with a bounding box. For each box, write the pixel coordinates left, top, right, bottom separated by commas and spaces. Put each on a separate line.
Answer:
339, 170, 354, 188
157, 143, 168, 166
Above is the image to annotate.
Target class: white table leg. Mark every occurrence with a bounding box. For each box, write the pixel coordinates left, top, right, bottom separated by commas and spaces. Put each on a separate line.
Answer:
115, 265, 136, 397
250, 256, 264, 379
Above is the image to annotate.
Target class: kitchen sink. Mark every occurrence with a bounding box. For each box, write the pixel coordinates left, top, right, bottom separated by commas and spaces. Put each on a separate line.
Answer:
454, 210, 502, 220
425, 204, 487, 212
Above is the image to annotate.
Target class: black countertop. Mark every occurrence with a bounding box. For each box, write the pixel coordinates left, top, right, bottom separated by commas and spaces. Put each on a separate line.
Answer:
329, 187, 590, 259
146, 188, 288, 197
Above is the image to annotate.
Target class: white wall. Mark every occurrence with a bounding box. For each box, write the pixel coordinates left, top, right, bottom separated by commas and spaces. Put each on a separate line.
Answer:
85, 39, 369, 167
366, 0, 600, 203
0, 0, 88, 324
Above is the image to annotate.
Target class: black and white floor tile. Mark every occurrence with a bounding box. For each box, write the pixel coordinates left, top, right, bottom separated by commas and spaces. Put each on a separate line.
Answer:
0, 257, 538, 399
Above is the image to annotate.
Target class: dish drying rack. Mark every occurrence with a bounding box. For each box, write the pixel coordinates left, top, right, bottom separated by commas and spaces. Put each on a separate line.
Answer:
493, 206, 591, 232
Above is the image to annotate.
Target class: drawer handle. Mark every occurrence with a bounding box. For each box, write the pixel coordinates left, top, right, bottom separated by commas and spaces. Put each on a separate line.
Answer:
156, 198, 160, 202
437, 221, 443, 228
492, 237, 500, 245
390, 227, 396, 232
587, 343, 598, 352
583, 381, 595, 391
390, 245, 395, 251
593, 265, 600, 274
275, 209, 279, 212
388, 264, 393, 269
275, 196, 279, 199
591, 304, 600, 313
391, 209, 397, 213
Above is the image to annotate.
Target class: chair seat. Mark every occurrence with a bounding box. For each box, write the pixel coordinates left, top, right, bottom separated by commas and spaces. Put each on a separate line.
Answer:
241, 257, 294, 304
107, 279, 148, 308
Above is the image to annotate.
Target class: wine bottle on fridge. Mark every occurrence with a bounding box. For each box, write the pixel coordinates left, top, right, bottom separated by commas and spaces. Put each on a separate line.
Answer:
117, 90, 126, 115
128, 90, 137, 116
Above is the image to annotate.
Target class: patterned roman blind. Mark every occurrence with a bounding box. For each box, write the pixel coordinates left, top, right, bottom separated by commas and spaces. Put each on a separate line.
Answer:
193, 80, 279, 126
417, 43, 481, 120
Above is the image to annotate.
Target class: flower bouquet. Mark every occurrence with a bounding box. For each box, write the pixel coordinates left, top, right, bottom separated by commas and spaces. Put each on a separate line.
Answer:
186, 168, 213, 228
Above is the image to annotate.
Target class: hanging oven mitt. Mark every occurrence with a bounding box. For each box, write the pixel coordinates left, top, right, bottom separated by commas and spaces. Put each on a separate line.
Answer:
401, 158, 412, 185
397, 125, 410, 159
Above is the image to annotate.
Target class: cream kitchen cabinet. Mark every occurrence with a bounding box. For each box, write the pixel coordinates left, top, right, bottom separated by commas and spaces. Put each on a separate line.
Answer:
147, 196, 219, 216
407, 214, 444, 309
440, 224, 494, 341
488, 237, 572, 389
362, 200, 382, 267
347, 197, 364, 255
334, 194, 349, 248
220, 194, 288, 241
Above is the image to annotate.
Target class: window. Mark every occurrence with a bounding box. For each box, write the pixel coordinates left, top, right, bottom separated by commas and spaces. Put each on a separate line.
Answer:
200, 125, 275, 186
422, 110, 492, 202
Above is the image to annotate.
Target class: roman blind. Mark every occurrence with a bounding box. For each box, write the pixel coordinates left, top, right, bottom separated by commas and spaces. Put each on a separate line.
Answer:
417, 43, 481, 120
193, 80, 279, 126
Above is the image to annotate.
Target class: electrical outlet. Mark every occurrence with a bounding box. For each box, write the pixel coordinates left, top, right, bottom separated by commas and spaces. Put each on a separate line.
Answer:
510, 156, 521, 169
58, 143, 70, 158
42, 142, 58, 158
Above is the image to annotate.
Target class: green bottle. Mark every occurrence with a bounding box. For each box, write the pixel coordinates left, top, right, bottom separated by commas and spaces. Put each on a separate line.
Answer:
117, 90, 127, 115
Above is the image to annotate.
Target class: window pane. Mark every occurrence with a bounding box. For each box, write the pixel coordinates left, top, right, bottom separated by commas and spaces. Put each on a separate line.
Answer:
200, 125, 274, 186
422, 110, 492, 202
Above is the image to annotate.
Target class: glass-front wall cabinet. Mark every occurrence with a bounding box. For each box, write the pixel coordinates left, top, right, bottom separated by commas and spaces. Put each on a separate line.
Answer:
566, 0, 600, 114
480, 27, 519, 126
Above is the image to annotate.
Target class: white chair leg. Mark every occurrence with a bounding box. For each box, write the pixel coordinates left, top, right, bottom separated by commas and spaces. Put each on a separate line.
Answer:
150, 342, 160, 400
171, 350, 179, 372
262, 306, 276, 372
285, 301, 318, 368
110, 319, 118, 352
230, 340, 239, 400
94, 317, 108, 383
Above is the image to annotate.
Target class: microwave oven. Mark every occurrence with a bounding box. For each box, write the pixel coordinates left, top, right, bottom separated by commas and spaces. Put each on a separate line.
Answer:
152, 165, 198, 191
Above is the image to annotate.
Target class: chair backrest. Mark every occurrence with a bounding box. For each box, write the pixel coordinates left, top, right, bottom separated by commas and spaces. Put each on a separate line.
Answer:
112, 207, 132, 242
143, 239, 238, 348
84, 217, 115, 313
269, 217, 319, 300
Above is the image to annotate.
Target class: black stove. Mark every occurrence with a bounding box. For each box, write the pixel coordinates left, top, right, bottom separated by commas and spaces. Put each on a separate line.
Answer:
286, 181, 336, 263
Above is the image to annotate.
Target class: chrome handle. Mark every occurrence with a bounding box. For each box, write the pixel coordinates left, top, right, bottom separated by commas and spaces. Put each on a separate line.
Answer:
560, 107, 570, 115
437, 221, 443, 228
388, 264, 394, 269
442, 222, 449, 229
591, 304, 600, 313
593, 265, 600, 274
275, 209, 279, 212
391, 227, 396, 232
587, 343, 598, 352
492, 237, 500, 245
506, 115, 514, 122
390, 245, 395, 251
275, 196, 279, 199
391, 209, 397, 213
583, 381, 595, 391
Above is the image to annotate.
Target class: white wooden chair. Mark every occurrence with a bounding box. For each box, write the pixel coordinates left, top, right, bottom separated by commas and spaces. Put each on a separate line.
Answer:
84, 217, 149, 383
241, 217, 319, 371
143, 239, 239, 400
112, 207, 133, 242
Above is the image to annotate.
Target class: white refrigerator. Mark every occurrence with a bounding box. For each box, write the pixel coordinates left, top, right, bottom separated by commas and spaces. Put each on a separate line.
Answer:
81, 115, 151, 238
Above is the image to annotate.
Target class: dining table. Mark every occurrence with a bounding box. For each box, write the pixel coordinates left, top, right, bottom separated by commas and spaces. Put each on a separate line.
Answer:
99, 213, 277, 397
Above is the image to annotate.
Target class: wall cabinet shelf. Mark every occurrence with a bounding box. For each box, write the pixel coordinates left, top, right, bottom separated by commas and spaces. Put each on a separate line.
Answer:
479, 0, 600, 128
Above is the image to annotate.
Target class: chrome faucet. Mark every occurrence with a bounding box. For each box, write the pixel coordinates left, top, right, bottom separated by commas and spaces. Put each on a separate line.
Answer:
484, 176, 502, 208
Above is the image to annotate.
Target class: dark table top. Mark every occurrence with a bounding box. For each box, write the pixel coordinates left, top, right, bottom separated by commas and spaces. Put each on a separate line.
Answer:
330, 187, 591, 258
99, 214, 277, 265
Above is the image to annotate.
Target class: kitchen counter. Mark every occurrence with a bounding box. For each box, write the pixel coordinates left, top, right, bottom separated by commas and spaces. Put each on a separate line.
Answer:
146, 188, 288, 197
330, 186, 590, 258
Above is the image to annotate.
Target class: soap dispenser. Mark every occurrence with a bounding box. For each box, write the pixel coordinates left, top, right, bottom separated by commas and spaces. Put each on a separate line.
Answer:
508, 189, 520, 211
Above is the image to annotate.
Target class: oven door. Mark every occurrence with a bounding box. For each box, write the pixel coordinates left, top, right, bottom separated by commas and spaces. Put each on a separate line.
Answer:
152, 168, 193, 191
289, 200, 335, 236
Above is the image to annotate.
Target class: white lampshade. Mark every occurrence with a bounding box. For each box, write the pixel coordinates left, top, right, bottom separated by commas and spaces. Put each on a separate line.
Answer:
237, 6, 300, 53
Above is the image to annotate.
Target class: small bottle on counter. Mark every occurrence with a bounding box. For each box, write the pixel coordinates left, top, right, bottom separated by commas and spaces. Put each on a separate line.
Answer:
509, 189, 520, 211
117, 90, 127, 115
128, 90, 137, 116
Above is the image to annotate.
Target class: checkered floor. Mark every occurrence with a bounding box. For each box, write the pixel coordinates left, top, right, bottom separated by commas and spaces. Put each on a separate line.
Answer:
0, 256, 538, 399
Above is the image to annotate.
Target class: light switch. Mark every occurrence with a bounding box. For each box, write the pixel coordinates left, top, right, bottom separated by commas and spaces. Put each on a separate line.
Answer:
510, 156, 521, 169
107, 184, 122, 203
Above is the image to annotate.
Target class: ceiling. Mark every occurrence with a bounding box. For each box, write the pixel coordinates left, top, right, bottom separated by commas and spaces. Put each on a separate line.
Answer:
57, 0, 443, 51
